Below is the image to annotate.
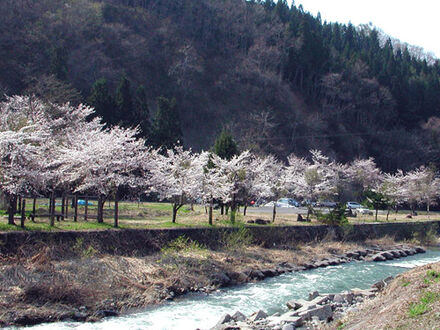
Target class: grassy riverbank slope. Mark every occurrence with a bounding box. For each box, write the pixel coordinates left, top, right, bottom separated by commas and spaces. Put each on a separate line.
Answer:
336, 261, 440, 329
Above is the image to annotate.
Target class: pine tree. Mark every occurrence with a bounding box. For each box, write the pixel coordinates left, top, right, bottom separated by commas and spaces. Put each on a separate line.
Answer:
115, 75, 133, 125
213, 130, 238, 160
134, 85, 151, 139
151, 96, 182, 149
87, 78, 117, 125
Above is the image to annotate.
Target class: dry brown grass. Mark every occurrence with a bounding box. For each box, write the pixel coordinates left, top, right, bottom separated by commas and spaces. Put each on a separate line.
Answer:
0, 237, 378, 326
335, 262, 440, 329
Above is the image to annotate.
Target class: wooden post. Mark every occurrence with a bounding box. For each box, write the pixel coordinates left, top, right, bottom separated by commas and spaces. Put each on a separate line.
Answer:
31, 198, 36, 222
114, 195, 119, 228
74, 195, 78, 222
84, 197, 88, 221
20, 199, 26, 228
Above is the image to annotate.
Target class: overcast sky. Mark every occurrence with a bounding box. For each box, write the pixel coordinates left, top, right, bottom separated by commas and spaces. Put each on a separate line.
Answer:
292, 0, 439, 58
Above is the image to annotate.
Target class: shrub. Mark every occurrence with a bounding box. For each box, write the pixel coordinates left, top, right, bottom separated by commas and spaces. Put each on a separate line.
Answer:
220, 224, 253, 251
316, 203, 348, 226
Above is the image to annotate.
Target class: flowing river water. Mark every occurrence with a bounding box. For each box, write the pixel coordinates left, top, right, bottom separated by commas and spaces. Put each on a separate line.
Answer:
30, 250, 440, 330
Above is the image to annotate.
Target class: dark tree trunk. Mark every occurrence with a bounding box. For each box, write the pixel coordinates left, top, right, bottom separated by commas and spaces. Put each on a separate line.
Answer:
20, 199, 26, 228
225, 206, 229, 215
31, 197, 36, 222
172, 203, 178, 223
84, 197, 88, 221
50, 192, 55, 226
65, 197, 69, 219
17, 196, 22, 214
208, 197, 213, 225
375, 209, 378, 222
7, 194, 16, 225
73, 195, 78, 222
114, 194, 119, 228
272, 203, 277, 222
61, 196, 65, 221
97, 195, 105, 223
221, 204, 224, 215
229, 195, 236, 223
243, 205, 247, 216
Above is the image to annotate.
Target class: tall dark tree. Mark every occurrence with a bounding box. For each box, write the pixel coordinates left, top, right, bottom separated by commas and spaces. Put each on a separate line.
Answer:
151, 96, 182, 149
87, 78, 117, 124
115, 75, 134, 125
134, 84, 151, 139
213, 130, 238, 160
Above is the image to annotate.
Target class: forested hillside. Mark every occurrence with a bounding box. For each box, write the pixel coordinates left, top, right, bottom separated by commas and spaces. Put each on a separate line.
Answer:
1, 0, 440, 171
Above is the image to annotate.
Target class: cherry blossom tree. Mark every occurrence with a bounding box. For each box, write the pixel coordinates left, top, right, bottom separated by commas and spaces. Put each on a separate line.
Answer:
379, 170, 406, 220
252, 154, 288, 222
197, 152, 233, 225
56, 124, 147, 225
287, 150, 342, 220
211, 151, 252, 223
0, 96, 49, 224
148, 146, 204, 223
346, 158, 382, 199
404, 166, 440, 215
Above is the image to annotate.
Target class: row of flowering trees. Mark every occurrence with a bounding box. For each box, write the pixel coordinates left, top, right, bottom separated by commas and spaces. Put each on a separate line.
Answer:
1, 96, 440, 226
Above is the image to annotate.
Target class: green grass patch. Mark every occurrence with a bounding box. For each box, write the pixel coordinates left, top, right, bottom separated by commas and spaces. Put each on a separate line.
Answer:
409, 291, 440, 317
424, 270, 440, 284
402, 280, 411, 287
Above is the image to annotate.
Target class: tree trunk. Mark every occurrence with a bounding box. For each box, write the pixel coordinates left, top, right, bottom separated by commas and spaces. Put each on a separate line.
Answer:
243, 205, 247, 216
31, 197, 36, 222
84, 197, 88, 221
73, 195, 78, 222
172, 203, 178, 223
17, 196, 22, 214
375, 208, 378, 222
229, 195, 236, 223
7, 194, 16, 225
20, 199, 26, 228
97, 195, 105, 223
272, 203, 277, 222
61, 196, 65, 221
50, 192, 55, 226
386, 208, 390, 221
221, 204, 224, 215
208, 197, 213, 225
225, 206, 229, 215
65, 197, 69, 219
114, 194, 119, 228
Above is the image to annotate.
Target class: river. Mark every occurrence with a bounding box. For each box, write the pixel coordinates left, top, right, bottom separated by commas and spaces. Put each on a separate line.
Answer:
29, 250, 440, 330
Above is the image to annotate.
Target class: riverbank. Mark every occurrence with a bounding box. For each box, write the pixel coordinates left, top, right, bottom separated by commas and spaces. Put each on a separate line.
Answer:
332, 259, 440, 329
0, 233, 418, 327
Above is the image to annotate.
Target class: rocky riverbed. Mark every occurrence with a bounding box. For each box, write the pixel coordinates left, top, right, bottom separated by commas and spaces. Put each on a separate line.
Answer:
211, 245, 426, 330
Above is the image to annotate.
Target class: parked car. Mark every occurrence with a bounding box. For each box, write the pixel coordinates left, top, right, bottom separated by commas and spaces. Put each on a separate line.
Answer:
346, 201, 362, 209
346, 201, 373, 215
277, 198, 300, 207
301, 199, 317, 207
317, 201, 337, 208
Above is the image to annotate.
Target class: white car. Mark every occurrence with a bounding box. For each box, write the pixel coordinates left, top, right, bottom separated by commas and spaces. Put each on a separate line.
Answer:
346, 201, 373, 215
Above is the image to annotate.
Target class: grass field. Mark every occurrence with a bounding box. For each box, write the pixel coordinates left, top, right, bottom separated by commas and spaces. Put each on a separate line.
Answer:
0, 198, 439, 231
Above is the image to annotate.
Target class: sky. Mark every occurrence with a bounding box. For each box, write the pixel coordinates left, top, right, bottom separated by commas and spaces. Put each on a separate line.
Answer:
292, 0, 440, 58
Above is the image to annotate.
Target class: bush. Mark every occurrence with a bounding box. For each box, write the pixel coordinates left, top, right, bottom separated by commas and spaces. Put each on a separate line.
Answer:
22, 281, 88, 306
220, 224, 253, 251
316, 203, 348, 226
412, 224, 439, 246
161, 235, 206, 255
